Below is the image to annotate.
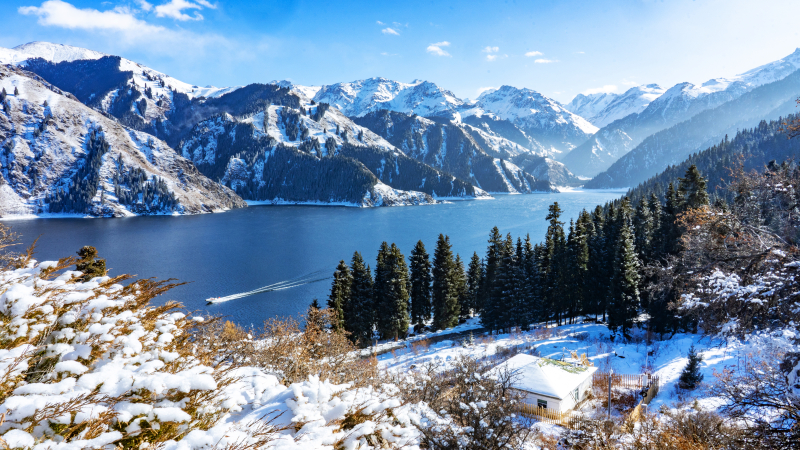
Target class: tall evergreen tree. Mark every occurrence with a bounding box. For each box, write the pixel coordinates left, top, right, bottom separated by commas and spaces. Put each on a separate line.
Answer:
521, 235, 539, 328
464, 252, 483, 317
345, 252, 375, 347
375, 243, 410, 340
453, 254, 469, 320
677, 164, 710, 210
633, 197, 654, 263
480, 227, 504, 331
327, 260, 352, 331
678, 344, 704, 390
543, 203, 566, 325
408, 240, 433, 327
587, 206, 608, 321
432, 234, 459, 330
492, 234, 518, 331
608, 198, 641, 339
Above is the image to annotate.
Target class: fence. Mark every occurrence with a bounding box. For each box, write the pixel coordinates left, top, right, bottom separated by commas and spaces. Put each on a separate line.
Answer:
628, 379, 660, 422
516, 404, 596, 430
592, 371, 660, 390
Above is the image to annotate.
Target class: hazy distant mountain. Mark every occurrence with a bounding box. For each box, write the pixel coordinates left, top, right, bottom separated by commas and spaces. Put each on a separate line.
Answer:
462, 86, 598, 157
585, 68, 800, 189
566, 84, 665, 128
562, 48, 800, 178
0, 65, 246, 217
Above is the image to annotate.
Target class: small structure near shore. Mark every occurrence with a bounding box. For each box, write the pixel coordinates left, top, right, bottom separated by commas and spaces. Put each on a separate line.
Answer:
493, 354, 597, 413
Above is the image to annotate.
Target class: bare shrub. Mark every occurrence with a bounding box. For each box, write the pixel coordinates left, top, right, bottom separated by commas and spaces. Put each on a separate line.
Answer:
392, 354, 532, 450
210, 307, 377, 386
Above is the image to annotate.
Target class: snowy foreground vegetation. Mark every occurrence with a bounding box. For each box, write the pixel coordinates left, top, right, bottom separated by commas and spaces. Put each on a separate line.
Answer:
0, 242, 797, 448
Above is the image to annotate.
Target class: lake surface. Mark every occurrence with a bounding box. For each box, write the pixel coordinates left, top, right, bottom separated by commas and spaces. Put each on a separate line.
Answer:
1, 190, 624, 326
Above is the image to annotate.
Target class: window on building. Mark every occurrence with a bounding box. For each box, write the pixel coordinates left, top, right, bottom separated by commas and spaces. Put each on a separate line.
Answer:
537, 399, 547, 409
574, 387, 580, 401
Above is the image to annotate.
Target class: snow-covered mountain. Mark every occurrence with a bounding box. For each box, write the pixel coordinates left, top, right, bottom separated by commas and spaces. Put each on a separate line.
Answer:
462, 86, 598, 157
283, 80, 595, 158
297, 77, 465, 119
3, 41, 107, 64
567, 84, 665, 128
0, 65, 246, 217
352, 110, 554, 194
563, 48, 800, 178
180, 93, 484, 204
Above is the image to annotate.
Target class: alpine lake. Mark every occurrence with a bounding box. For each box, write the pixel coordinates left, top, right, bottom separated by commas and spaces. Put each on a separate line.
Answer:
2, 190, 625, 327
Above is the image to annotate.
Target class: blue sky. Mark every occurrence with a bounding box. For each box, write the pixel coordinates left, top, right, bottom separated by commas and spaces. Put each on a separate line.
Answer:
2, 0, 800, 103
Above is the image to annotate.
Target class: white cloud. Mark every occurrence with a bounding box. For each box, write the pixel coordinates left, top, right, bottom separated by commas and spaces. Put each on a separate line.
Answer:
486, 53, 507, 61
427, 41, 451, 57
18, 0, 233, 60
482, 46, 499, 53
575, 51, 585, 54
154, 0, 216, 21
376, 20, 384, 25
382, 27, 399, 35
136, 0, 153, 11
19, 0, 164, 32
621, 79, 638, 86
582, 84, 618, 95
534, 58, 557, 63
525, 51, 543, 57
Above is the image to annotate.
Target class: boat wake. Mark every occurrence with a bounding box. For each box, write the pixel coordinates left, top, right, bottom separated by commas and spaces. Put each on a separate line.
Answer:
206, 269, 331, 304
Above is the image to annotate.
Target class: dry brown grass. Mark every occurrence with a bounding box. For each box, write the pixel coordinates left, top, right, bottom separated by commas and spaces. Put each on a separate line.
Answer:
198, 307, 377, 387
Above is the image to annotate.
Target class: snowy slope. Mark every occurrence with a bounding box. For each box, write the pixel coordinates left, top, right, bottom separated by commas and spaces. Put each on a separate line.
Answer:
565, 92, 617, 125
0, 65, 246, 217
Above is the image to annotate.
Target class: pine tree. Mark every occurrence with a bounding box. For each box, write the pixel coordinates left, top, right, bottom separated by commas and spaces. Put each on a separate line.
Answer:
479, 227, 504, 330
678, 345, 704, 390
13, 87, 19, 96
608, 199, 641, 339
521, 235, 539, 328
75, 246, 107, 282
464, 252, 483, 317
375, 243, 410, 340
409, 240, 433, 326
344, 252, 375, 347
492, 235, 517, 331
543, 203, 566, 325
453, 254, 469, 320
327, 260, 352, 331
586, 206, 608, 321
677, 165, 710, 210
305, 299, 325, 332
432, 234, 459, 330
633, 197, 654, 263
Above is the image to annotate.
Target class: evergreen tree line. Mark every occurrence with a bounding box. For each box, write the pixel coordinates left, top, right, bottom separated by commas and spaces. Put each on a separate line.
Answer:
330, 164, 712, 343
328, 235, 474, 347
47, 128, 110, 213
112, 156, 177, 212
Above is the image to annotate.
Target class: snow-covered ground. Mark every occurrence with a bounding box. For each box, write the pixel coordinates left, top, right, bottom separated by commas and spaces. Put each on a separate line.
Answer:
373, 318, 797, 418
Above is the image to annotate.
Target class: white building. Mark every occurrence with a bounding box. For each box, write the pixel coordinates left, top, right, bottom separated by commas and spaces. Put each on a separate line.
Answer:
493, 354, 598, 412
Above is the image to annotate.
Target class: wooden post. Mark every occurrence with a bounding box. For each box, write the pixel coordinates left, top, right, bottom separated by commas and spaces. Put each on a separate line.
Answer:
607, 369, 613, 419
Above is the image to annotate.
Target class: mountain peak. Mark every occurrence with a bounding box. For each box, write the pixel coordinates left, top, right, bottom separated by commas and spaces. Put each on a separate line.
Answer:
12, 41, 107, 63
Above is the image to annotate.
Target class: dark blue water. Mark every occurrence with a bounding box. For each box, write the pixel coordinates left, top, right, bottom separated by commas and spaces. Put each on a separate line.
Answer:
1, 191, 624, 326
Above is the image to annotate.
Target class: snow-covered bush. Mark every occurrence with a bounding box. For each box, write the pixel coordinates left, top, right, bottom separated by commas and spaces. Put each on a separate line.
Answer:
0, 246, 421, 449
392, 355, 532, 450
0, 256, 250, 448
